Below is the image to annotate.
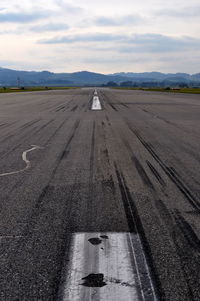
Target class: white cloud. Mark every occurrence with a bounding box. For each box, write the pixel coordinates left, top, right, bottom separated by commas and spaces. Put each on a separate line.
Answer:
30, 23, 69, 32
0, 10, 52, 23
155, 5, 200, 18
0, 0, 200, 73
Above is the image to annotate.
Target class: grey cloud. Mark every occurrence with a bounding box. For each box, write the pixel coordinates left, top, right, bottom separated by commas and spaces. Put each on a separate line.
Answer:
0, 10, 51, 23
38, 32, 200, 54
0, 60, 16, 67
38, 33, 125, 44
156, 6, 200, 18
125, 34, 200, 52
83, 56, 149, 64
30, 23, 69, 32
94, 14, 143, 26
54, 0, 83, 13
102, 34, 200, 53
0, 59, 55, 71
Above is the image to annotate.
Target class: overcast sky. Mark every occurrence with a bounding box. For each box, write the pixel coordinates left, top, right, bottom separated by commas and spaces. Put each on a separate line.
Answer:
0, 0, 200, 73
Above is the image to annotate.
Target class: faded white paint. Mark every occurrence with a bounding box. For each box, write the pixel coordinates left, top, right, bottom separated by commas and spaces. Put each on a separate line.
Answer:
91, 96, 102, 110
62, 232, 156, 301
0, 145, 43, 177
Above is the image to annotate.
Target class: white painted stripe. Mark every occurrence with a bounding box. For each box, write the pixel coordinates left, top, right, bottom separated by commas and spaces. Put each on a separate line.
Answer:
91, 96, 102, 110
0, 145, 43, 177
62, 232, 156, 301
94, 89, 98, 95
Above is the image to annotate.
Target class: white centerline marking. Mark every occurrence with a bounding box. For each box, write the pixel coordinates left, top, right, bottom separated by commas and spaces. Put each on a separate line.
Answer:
0, 145, 43, 177
61, 232, 157, 301
91, 96, 102, 110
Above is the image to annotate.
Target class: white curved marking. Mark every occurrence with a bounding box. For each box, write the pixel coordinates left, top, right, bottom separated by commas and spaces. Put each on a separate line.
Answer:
0, 145, 43, 177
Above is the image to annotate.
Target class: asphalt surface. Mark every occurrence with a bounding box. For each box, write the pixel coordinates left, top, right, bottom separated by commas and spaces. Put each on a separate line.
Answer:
0, 88, 200, 300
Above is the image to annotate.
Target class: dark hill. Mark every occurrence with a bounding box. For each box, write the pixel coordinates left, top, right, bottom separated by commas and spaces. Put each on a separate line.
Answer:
0, 67, 199, 87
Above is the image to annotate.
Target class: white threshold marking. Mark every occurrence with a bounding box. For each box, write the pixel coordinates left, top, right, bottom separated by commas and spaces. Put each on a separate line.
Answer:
62, 232, 157, 301
0, 145, 43, 177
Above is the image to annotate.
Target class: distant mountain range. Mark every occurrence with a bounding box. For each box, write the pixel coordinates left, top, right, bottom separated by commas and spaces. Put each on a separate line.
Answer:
0, 67, 200, 87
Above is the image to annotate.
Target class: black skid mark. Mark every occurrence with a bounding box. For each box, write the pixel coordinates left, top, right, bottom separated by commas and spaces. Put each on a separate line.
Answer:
81, 274, 107, 287
88, 237, 102, 245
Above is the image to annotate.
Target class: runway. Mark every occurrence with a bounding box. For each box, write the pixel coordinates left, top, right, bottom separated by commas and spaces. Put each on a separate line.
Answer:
0, 88, 200, 300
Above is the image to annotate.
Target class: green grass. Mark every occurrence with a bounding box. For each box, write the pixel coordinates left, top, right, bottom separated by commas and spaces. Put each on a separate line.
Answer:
114, 87, 200, 94
0, 87, 79, 93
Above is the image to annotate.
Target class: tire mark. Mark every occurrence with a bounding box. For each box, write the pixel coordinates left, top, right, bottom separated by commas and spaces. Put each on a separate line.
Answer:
154, 199, 172, 225
146, 161, 166, 187
24, 118, 81, 219
44, 118, 69, 146
0, 123, 45, 160
132, 156, 155, 191
88, 95, 94, 111
23, 118, 80, 220
4, 118, 63, 156
51, 98, 74, 113
173, 211, 200, 252
140, 107, 199, 137
89, 121, 95, 183
0, 120, 41, 144
121, 135, 155, 191
20, 119, 40, 130
71, 105, 78, 112
56, 106, 65, 112
105, 115, 111, 126
121, 103, 129, 108
59, 119, 80, 160
60, 149, 70, 161
101, 176, 115, 194
33, 119, 54, 135
100, 119, 110, 167
123, 102, 186, 106
100, 91, 118, 111
127, 122, 200, 212
0, 121, 18, 133
66, 98, 76, 109
114, 164, 160, 299
0, 119, 53, 160
83, 121, 96, 231
153, 200, 195, 300
109, 103, 118, 111
114, 164, 137, 234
